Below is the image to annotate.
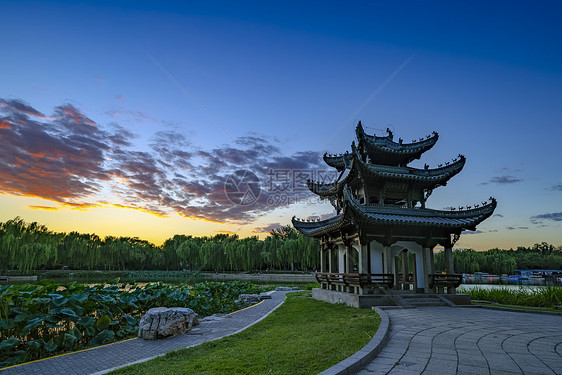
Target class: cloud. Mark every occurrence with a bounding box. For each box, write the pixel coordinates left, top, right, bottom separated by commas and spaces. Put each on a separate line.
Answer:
505, 226, 529, 230
548, 183, 562, 191
215, 230, 236, 235
0, 101, 114, 203
461, 230, 484, 235
493, 213, 504, 218
0, 99, 45, 118
253, 223, 284, 233
0, 97, 330, 224
530, 212, 562, 225
481, 175, 522, 185
28, 205, 59, 211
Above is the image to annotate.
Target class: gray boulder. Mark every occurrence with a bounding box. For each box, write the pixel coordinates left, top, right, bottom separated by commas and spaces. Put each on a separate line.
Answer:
138, 307, 199, 340
259, 292, 272, 300
236, 294, 260, 306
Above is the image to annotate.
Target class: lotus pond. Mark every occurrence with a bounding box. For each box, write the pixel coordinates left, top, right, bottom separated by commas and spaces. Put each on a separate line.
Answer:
0, 280, 266, 368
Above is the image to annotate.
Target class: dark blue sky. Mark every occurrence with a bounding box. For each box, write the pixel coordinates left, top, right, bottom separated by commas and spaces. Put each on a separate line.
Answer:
1, 0, 561, 249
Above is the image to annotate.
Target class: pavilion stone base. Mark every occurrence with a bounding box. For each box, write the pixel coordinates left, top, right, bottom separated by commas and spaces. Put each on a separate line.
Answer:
312, 288, 471, 309
440, 293, 471, 305
312, 288, 395, 308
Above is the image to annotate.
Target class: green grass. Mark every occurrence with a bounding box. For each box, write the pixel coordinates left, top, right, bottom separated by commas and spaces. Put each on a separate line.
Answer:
459, 286, 562, 308
110, 292, 380, 375
474, 302, 562, 313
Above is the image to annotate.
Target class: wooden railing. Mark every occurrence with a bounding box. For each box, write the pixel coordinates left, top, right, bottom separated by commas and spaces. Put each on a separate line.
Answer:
429, 273, 462, 289
315, 272, 394, 289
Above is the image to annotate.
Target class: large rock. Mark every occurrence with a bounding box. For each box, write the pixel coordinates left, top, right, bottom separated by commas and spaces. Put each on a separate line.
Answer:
138, 307, 199, 340
236, 294, 260, 306
259, 292, 272, 300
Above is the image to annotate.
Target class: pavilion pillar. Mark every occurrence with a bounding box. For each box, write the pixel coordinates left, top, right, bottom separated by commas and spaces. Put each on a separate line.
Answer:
357, 244, 369, 274
401, 251, 408, 290
370, 241, 383, 274
366, 242, 371, 274
345, 244, 353, 273
383, 245, 393, 275
338, 245, 345, 273
444, 246, 456, 294
415, 249, 424, 293
383, 244, 397, 288
422, 246, 431, 293
429, 247, 435, 274
320, 244, 325, 273
410, 252, 418, 291
337, 245, 346, 292
444, 247, 454, 274
328, 246, 334, 272
393, 256, 400, 290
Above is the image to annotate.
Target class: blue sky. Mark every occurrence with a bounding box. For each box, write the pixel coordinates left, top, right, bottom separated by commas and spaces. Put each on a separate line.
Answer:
1, 0, 561, 249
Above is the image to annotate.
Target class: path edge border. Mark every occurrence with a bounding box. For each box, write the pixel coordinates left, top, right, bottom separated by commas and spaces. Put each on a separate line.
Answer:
317, 306, 390, 375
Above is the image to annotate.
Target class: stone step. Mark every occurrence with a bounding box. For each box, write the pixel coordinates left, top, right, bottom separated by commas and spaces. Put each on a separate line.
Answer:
395, 295, 448, 307
409, 301, 447, 307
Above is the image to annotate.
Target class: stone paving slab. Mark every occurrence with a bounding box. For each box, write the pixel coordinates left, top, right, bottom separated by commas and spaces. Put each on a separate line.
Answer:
1, 291, 287, 375
358, 306, 562, 375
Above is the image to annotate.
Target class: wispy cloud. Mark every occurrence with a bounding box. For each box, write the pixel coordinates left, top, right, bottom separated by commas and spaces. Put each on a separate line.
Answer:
28, 205, 59, 211
530, 212, 562, 225
548, 183, 562, 191
0, 99, 45, 118
0, 97, 328, 224
253, 223, 283, 233
481, 175, 522, 185
462, 230, 484, 235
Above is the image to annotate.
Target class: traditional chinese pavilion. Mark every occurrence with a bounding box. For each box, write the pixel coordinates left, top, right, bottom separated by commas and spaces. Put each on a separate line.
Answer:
293, 122, 496, 307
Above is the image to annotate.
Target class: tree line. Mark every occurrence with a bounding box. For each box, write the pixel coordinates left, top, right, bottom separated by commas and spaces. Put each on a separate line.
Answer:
435, 243, 562, 275
0, 218, 319, 273
1, 218, 560, 275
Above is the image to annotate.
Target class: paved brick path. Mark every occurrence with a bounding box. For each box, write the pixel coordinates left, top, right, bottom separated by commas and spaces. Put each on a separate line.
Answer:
1, 292, 286, 375
358, 307, 562, 375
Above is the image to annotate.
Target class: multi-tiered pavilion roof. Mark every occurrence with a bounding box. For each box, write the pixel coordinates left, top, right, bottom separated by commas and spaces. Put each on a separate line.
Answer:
294, 122, 495, 243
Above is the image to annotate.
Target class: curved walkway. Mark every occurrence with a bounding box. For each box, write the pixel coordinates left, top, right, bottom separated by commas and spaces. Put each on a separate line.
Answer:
358, 307, 562, 375
1, 291, 287, 375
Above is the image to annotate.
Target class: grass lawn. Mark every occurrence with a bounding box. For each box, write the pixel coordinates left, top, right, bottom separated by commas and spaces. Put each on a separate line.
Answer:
460, 286, 562, 308
473, 301, 562, 313
110, 291, 380, 375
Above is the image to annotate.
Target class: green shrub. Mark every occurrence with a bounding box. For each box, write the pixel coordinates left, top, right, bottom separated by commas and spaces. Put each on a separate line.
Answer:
462, 286, 562, 307
0, 280, 266, 368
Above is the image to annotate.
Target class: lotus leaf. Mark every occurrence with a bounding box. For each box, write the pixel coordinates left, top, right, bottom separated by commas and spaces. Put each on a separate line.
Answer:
28, 339, 42, 351
78, 316, 95, 327
89, 330, 115, 347
63, 333, 77, 347
49, 307, 79, 318
96, 314, 111, 331
0, 337, 21, 350
44, 338, 57, 352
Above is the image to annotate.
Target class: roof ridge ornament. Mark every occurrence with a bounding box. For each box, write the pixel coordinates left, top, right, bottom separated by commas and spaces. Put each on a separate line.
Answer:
294, 121, 496, 243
